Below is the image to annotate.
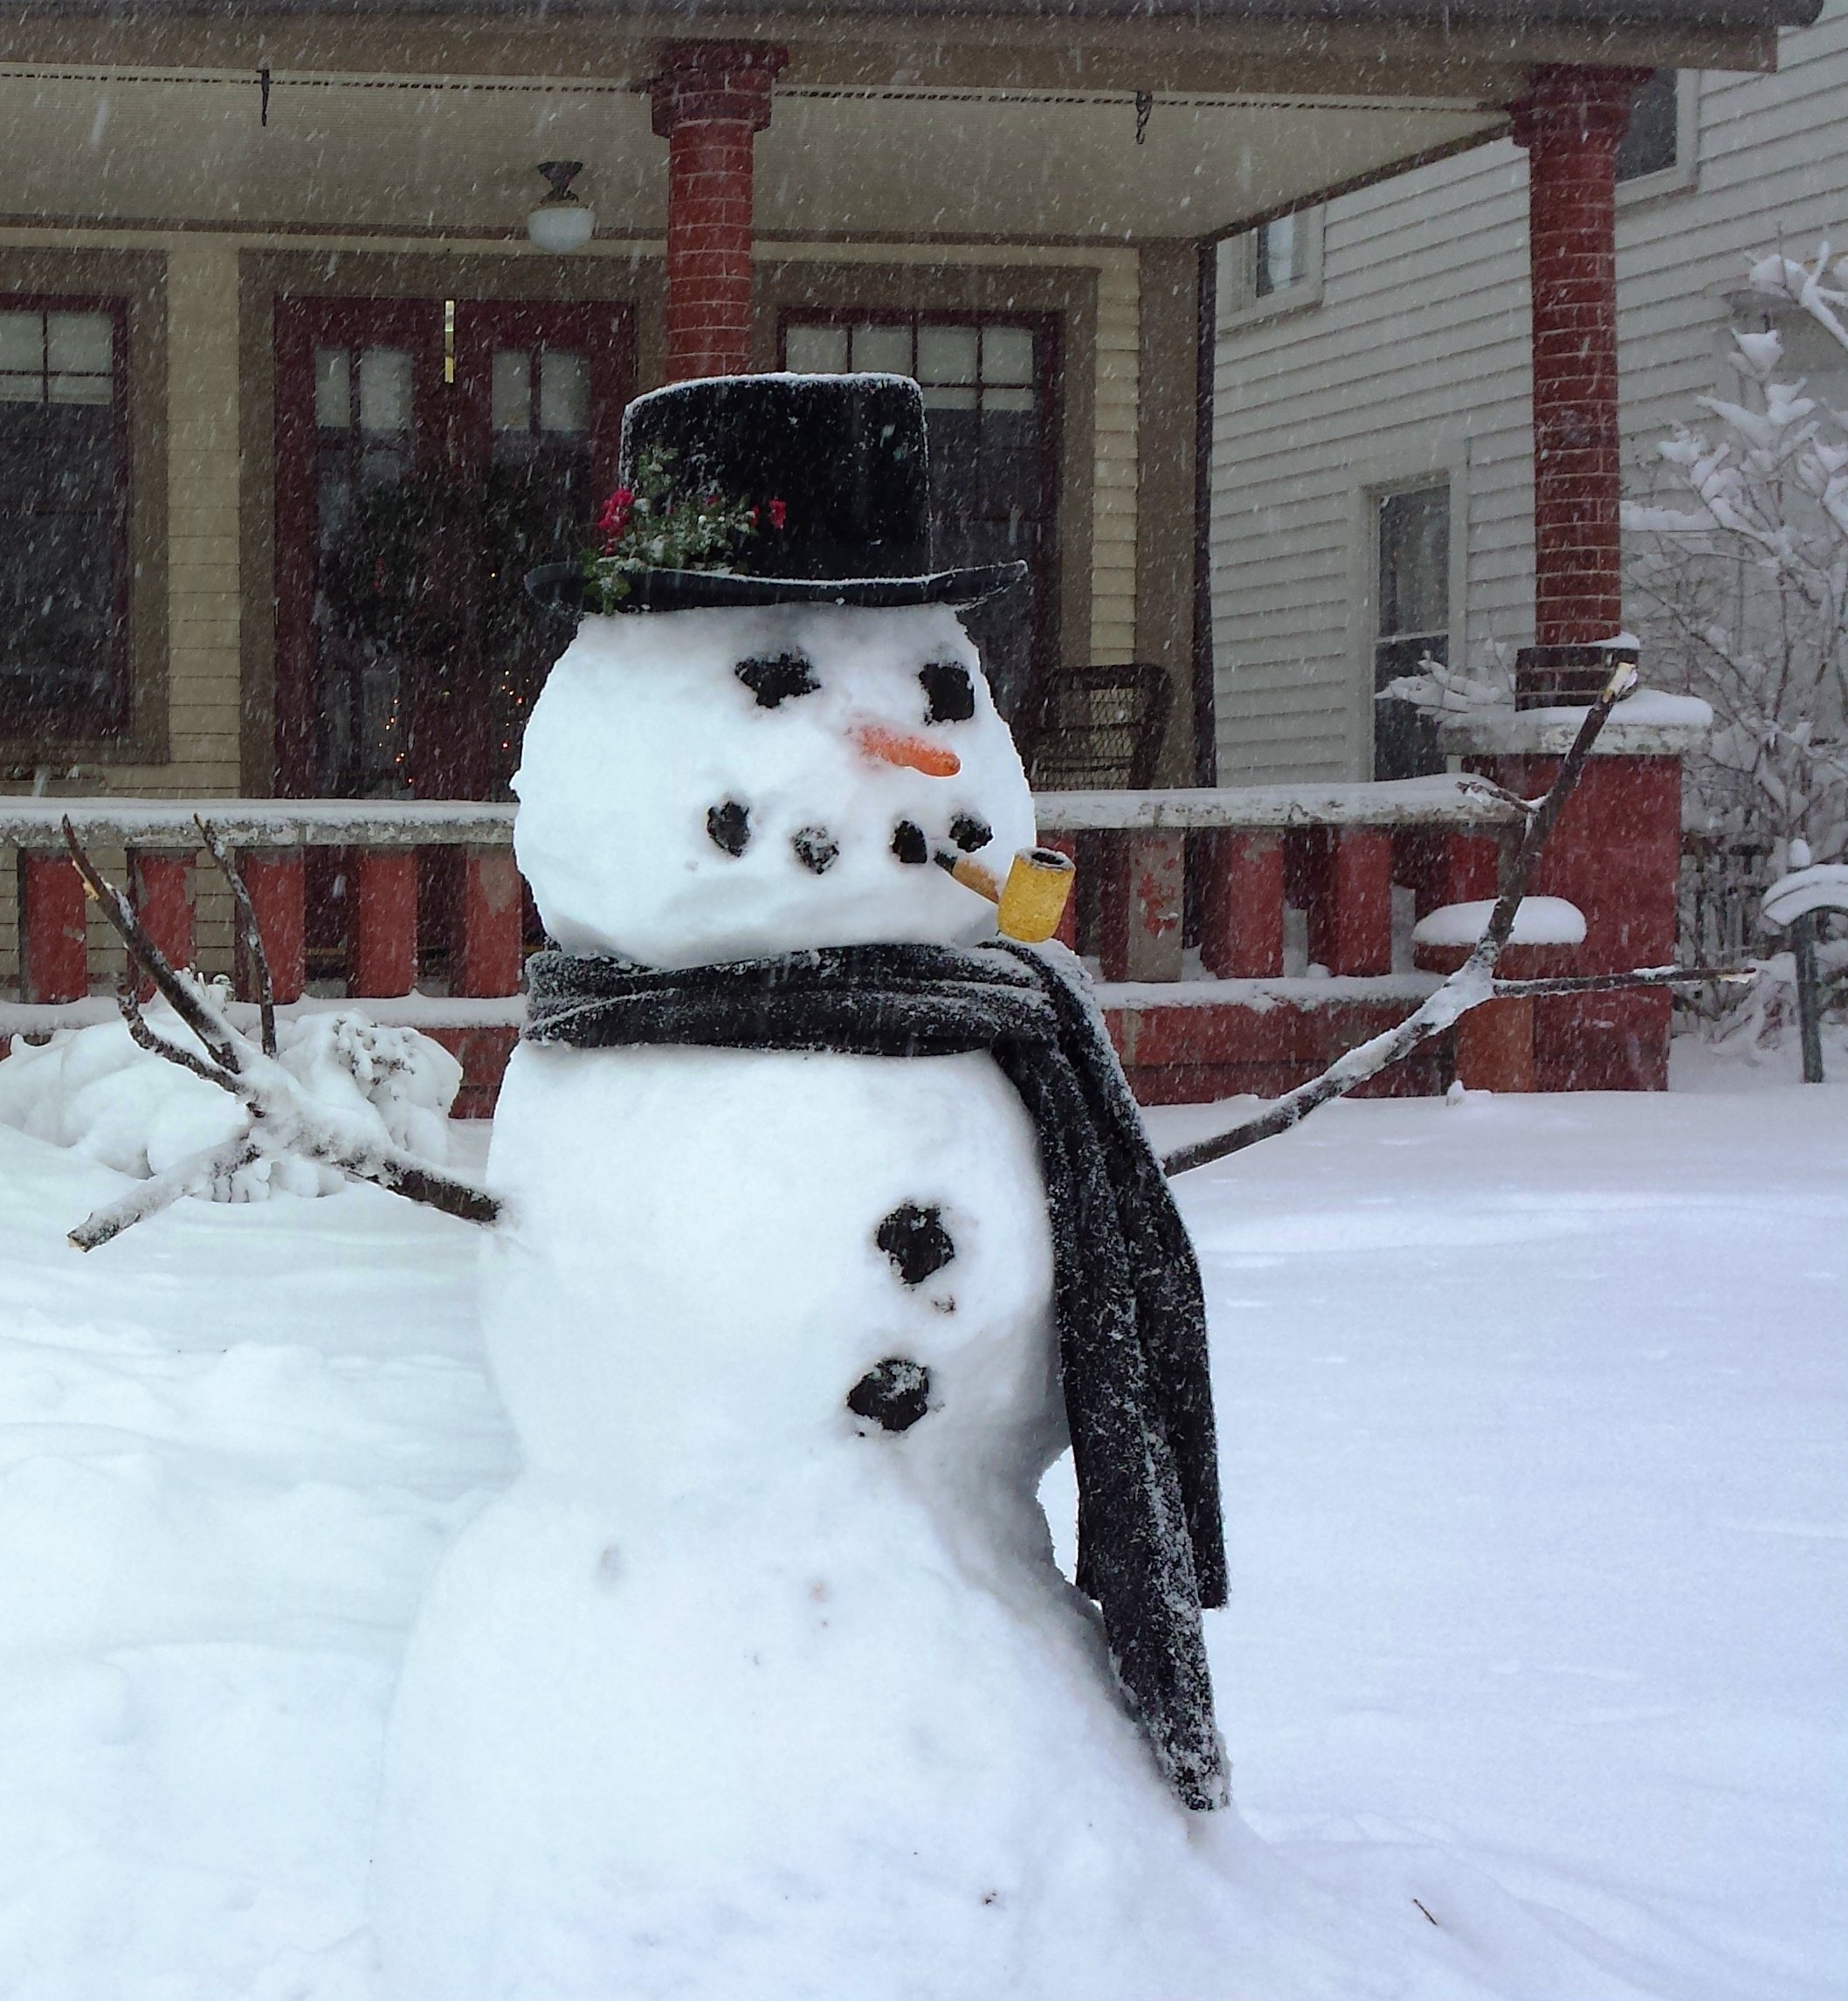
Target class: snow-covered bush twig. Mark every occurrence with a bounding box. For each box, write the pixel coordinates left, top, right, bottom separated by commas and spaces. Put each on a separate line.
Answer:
59, 818, 500, 1249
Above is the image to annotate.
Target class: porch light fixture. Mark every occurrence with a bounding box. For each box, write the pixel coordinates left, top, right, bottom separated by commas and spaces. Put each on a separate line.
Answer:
527, 161, 594, 252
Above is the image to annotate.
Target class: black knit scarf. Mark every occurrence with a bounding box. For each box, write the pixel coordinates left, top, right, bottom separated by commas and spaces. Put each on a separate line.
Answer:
523, 939, 1230, 1811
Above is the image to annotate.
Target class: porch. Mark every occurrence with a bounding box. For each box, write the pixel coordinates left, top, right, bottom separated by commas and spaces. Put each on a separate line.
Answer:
0, 692, 1695, 1113
0, 0, 1810, 1101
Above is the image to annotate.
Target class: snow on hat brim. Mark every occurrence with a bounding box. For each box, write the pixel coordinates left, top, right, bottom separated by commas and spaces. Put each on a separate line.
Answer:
526, 559, 1026, 618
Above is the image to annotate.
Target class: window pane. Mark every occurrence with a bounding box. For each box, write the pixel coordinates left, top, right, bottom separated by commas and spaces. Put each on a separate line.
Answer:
1617, 70, 1678, 183
917, 323, 978, 386
784, 323, 849, 374
982, 325, 1034, 385
0, 374, 38, 404
984, 385, 1035, 413
1255, 214, 1297, 297
48, 372, 111, 407
491, 349, 530, 431
314, 348, 350, 429
921, 383, 978, 411
358, 347, 412, 434
851, 324, 912, 376
46, 311, 112, 377
0, 312, 41, 376
538, 350, 589, 435
1377, 485, 1449, 638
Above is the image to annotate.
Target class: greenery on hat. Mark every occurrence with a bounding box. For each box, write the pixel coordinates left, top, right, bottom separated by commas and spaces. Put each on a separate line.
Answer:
582, 446, 786, 611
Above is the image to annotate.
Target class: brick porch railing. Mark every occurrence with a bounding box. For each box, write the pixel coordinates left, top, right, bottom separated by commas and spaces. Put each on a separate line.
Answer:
1, 746, 1690, 1114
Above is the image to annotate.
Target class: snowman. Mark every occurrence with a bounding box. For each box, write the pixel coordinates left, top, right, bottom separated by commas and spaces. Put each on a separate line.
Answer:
371, 376, 1242, 2001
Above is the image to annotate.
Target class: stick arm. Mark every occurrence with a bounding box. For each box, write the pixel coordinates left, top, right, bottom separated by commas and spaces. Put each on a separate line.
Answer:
1162, 663, 1639, 1178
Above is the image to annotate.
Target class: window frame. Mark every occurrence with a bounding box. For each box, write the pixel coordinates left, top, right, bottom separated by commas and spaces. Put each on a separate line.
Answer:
775, 304, 1064, 725
1214, 206, 1326, 333
1616, 69, 1699, 206
1344, 455, 1468, 782
0, 252, 165, 773
0, 290, 134, 745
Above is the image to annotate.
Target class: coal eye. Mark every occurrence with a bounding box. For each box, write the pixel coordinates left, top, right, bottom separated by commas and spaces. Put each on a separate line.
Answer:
919, 660, 975, 725
736, 652, 820, 707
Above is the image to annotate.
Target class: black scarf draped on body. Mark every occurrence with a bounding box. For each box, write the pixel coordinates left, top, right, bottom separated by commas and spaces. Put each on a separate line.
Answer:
523, 939, 1230, 1812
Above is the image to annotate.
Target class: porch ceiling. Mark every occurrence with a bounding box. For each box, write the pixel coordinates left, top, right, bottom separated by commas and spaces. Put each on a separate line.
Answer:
0, 64, 1500, 240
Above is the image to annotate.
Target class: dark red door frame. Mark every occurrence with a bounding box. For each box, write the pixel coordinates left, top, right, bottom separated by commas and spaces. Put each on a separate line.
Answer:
272, 295, 631, 800
272, 295, 445, 799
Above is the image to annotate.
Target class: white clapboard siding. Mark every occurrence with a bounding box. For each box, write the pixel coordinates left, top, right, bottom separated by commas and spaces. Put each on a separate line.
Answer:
1210, 0, 1848, 783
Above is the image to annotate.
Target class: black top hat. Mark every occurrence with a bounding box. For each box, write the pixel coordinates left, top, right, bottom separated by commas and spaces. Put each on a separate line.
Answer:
528, 372, 1025, 615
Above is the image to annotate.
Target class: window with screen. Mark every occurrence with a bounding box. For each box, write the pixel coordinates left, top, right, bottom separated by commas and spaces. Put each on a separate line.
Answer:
0, 300, 128, 736
1374, 483, 1449, 781
780, 313, 1057, 724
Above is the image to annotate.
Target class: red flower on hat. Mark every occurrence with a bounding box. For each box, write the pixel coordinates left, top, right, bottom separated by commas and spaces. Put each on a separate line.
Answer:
596, 486, 636, 552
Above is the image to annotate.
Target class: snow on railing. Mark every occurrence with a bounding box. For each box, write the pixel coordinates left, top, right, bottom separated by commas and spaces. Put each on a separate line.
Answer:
0, 778, 1527, 1032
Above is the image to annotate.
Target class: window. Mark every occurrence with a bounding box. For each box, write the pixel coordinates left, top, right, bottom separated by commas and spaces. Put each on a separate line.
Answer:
1617, 70, 1681, 185
1373, 483, 1448, 781
0, 300, 128, 735
781, 313, 1056, 723
1215, 208, 1325, 328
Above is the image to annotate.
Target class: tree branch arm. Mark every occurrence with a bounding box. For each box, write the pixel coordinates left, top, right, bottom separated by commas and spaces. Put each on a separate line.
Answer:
1162, 662, 1638, 1178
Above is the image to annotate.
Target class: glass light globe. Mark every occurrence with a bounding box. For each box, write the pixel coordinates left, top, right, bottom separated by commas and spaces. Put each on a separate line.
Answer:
528, 200, 595, 252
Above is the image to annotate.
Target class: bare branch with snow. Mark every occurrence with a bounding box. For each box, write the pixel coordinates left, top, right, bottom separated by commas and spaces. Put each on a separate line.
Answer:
196, 816, 278, 1059
58, 825, 500, 1249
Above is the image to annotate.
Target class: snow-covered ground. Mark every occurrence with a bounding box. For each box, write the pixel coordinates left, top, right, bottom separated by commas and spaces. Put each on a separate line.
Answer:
0, 1078, 1842, 2000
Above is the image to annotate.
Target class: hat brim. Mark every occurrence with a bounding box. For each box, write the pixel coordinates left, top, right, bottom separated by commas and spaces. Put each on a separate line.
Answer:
526, 561, 1026, 618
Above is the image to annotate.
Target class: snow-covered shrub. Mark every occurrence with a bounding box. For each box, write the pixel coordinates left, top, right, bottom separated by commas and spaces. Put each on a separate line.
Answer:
1624, 243, 1848, 873
0, 988, 462, 1200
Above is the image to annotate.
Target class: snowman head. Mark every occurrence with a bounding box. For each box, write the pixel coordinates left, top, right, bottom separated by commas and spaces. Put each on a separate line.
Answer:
515, 372, 1044, 969
514, 601, 1038, 967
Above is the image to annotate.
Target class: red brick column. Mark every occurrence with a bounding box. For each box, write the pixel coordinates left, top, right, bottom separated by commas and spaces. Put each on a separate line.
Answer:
650, 42, 786, 383
1467, 749, 1680, 1088
1511, 66, 1650, 688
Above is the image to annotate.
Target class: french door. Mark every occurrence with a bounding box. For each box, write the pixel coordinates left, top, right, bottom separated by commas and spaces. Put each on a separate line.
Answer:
274, 296, 632, 802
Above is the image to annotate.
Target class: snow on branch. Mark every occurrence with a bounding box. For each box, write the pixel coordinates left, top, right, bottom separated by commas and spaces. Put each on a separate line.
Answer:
59, 818, 500, 1251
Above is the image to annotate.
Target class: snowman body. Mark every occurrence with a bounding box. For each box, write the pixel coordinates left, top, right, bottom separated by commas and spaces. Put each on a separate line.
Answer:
372, 606, 1249, 1998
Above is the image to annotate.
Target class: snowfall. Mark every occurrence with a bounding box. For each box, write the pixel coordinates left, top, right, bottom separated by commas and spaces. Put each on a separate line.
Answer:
0, 1043, 1842, 2001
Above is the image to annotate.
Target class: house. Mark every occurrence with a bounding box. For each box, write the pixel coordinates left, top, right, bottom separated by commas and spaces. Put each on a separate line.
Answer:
0, 0, 1821, 1104
1208, 0, 1848, 789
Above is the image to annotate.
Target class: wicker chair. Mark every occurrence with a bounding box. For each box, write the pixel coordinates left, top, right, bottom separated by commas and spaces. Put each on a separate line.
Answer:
1020, 663, 1173, 792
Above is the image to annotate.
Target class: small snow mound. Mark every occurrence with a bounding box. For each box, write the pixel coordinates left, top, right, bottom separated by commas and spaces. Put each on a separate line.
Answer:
1412, 897, 1587, 950
0, 993, 460, 1197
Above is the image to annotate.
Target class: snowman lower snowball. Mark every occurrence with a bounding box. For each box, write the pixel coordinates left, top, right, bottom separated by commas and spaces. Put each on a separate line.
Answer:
373, 376, 1250, 2000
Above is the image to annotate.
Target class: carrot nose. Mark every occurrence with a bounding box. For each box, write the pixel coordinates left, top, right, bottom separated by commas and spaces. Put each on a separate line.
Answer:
854, 724, 961, 778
